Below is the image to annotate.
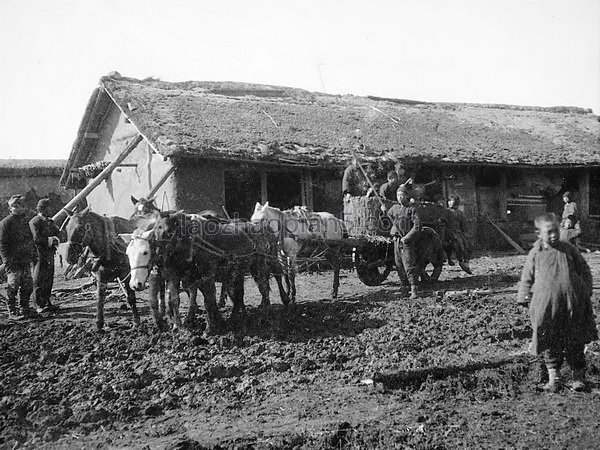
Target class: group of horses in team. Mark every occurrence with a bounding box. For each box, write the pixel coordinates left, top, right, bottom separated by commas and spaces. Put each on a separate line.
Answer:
64, 197, 346, 334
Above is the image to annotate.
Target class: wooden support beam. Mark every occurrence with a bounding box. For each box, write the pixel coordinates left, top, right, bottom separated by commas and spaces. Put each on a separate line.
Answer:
499, 170, 507, 220
84, 132, 99, 139
261, 172, 268, 204
53, 134, 144, 224
146, 164, 176, 199
578, 169, 590, 218
305, 170, 314, 210
487, 216, 526, 254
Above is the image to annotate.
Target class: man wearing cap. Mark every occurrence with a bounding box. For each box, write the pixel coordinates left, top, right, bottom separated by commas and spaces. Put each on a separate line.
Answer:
381, 184, 422, 299
29, 198, 61, 313
0, 195, 38, 319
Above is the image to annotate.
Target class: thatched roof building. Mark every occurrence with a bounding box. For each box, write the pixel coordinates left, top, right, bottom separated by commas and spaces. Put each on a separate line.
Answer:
0, 159, 71, 218
60, 73, 600, 249
61, 74, 600, 189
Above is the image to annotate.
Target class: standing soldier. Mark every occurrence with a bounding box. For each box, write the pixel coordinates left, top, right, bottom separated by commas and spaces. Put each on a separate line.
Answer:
446, 194, 472, 274
0, 195, 38, 320
381, 184, 422, 299
29, 198, 61, 313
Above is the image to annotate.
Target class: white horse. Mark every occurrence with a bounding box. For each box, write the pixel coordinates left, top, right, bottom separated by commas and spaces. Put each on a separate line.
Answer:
250, 202, 346, 302
125, 228, 201, 330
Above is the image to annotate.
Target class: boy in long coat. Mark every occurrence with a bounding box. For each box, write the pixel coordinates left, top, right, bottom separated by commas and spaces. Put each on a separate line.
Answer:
517, 212, 597, 392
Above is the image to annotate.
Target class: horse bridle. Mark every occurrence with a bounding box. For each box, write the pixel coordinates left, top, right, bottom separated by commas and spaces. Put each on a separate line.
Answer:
67, 222, 93, 250
128, 233, 158, 272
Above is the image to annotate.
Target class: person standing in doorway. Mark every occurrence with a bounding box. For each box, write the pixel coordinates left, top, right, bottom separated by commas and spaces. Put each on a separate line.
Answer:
29, 198, 61, 313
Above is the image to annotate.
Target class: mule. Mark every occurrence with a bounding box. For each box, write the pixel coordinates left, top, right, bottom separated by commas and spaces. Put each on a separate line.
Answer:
250, 202, 346, 302
151, 212, 288, 333
65, 207, 140, 331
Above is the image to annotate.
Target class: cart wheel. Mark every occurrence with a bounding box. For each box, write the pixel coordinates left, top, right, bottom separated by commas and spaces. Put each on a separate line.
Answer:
354, 250, 393, 286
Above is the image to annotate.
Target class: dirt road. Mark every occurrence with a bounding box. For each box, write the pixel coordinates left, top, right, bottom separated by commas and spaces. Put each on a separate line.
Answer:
1, 252, 600, 449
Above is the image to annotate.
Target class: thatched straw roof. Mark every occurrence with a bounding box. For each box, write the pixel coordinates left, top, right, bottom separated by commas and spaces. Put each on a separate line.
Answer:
62, 73, 600, 185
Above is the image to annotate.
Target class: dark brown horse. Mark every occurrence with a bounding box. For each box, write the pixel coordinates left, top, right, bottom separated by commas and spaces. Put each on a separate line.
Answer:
130, 195, 222, 220
65, 207, 140, 331
152, 211, 288, 334
130, 195, 242, 309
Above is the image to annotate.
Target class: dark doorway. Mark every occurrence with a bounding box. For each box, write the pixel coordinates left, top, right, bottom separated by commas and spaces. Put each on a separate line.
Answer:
224, 170, 261, 219
267, 172, 301, 210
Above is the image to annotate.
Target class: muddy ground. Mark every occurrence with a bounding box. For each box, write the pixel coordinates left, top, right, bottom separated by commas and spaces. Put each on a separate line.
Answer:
1, 251, 600, 449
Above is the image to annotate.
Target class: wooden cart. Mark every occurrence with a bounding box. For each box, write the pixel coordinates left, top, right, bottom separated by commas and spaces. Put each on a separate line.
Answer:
342, 196, 447, 286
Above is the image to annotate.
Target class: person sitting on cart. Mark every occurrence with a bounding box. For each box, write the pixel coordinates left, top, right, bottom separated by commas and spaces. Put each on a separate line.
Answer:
381, 184, 422, 299
446, 194, 472, 275
379, 170, 401, 201
342, 157, 373, 201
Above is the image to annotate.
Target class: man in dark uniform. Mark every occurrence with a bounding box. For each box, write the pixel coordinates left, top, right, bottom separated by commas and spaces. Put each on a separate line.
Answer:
381, 184, 422, 299
342, 157, 373, 200
29, 198, 61, 312
0, 195, 38, 320
446, 194, 472, 274
379, 170, 400, 201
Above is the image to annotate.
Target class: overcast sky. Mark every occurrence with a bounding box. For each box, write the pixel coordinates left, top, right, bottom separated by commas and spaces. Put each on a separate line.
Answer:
0, 0, 598, 160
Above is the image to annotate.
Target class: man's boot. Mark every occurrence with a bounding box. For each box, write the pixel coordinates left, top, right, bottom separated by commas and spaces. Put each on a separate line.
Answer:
538, 362, 549, 384
458, 261, 472, 275
6, 301, 24, 321
571, 368, 586, 391
543, 368, 561, 392
21, 303, 40, 319
410, 285, 419, 300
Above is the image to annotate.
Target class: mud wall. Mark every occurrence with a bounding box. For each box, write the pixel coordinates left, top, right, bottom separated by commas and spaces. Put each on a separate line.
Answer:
0, 176, 70, 201
84, 106, 176, 218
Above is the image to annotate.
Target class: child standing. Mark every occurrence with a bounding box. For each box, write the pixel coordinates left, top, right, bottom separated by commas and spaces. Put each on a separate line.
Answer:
517, 213, 597, 392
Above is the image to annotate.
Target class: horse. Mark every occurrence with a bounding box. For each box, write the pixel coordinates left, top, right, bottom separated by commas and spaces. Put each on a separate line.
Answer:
250, 202, 347, 303
126, 227, 205, 330
130, 195, 222, 221
129, 196, 232, 308
149, 211, 288, 333
64, 207, 140, 331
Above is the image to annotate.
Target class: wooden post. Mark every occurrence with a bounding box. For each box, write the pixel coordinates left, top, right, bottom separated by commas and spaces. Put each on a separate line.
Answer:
305, 170, 314, 210
578, 168, 590, 218
146, 164, 176, 199
499, 170, 507, 220
261, 172, 268, 204
487, 216, 526, 254
53, 134, 143, 224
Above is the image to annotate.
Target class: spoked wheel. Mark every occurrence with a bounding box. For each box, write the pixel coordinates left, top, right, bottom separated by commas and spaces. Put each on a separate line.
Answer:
353, 242, 394, 286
